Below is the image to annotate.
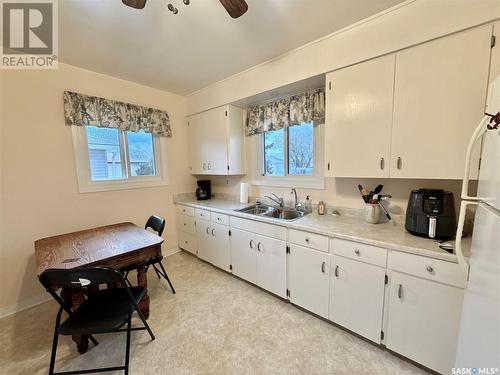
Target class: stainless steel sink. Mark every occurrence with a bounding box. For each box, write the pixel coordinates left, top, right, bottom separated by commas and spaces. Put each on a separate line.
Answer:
235, 204, 307, 221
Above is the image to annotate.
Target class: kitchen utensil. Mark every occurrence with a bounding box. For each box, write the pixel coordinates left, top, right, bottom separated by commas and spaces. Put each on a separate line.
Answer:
378, 201, 391, 221
374, 184, 383, 194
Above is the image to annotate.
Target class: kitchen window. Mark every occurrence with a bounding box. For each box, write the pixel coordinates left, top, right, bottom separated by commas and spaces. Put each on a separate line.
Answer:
255, 122, 324, 189
72, 125, 169, 193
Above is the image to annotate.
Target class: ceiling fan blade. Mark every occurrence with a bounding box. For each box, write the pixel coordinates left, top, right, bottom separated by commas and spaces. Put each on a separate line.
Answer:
122, 0, 147, 9
219, 0, 248, 18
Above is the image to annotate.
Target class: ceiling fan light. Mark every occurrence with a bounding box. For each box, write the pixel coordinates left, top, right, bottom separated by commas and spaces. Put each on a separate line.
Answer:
183, 0, 190, 5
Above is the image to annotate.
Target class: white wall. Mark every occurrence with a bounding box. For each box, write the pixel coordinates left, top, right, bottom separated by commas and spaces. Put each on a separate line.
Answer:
0, 63, 194, 317
187, 0, 500, 115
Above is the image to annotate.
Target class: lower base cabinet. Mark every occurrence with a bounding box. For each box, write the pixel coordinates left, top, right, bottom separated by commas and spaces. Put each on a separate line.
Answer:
330, 255, 386, 343
386, 271, 464, 374
196, 219, 231, 272
288, 244, 330, 318
230, 228, 286, 298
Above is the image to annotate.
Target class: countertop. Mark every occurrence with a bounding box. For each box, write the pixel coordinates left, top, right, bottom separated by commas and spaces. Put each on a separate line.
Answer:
174, 195, 471, 263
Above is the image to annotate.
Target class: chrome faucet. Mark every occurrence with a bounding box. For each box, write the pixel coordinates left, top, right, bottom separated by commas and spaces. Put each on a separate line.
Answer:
291, 188, 304, 211
264, 193, 284, 208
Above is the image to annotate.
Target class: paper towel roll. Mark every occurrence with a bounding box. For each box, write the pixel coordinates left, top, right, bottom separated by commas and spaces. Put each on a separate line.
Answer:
240, 183, 249, 204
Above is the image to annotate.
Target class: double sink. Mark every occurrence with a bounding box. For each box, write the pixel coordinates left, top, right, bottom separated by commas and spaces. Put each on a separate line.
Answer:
235, 203, 307, 221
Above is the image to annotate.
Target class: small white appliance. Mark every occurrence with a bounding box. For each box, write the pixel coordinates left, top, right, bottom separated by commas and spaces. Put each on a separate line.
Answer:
454, 74, 500, 370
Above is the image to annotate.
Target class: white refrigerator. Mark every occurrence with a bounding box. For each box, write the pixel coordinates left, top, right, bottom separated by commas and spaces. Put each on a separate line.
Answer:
454, 74, 500, 370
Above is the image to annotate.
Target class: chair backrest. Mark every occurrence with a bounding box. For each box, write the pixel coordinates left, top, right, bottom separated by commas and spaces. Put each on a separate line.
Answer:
39, 266, 125, 292
145, 215, 165, 236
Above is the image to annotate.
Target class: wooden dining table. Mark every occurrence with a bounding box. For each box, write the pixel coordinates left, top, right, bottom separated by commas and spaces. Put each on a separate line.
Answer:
34, 222, 163, 354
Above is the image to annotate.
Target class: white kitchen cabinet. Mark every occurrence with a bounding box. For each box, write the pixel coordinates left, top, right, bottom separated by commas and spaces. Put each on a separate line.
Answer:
229, 228, 286, 298
230, 228, 257, 283
390, 25, 491, 179
325, 54, 395, 178
329, 255, 386, 343
386, 271, 465, 374
195, 218, 231, 271
255, 234, 287, 299
187, 105, 245, 175
288, 244, 330, 318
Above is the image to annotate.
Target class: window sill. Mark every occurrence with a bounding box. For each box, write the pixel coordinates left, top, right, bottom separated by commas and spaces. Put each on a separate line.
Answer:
251, 176, 325, 190
77, 176, 169, 193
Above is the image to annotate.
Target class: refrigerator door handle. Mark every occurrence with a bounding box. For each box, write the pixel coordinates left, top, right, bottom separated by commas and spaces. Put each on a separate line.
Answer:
455, 200, 478, 280
461, 115, 490, 201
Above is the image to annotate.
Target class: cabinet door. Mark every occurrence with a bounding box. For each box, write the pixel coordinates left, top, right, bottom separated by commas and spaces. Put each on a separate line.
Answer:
195, 219, 212, 263
187, 106, 228, 175
326, 54, 394, 177
210, 223, 231, 272
255, 235, 286, 298
229, 228, 257, 284
288, 244, 330, 318
391, 25, 491, 179
330, 256, 386, 343
386, 271, 464, 374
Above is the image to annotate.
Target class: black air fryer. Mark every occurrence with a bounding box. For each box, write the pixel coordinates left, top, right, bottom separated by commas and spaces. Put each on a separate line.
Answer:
405, 189, 456, 240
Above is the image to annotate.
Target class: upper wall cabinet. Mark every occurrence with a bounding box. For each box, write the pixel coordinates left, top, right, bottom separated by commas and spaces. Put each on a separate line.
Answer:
325, 25, 492, 179
325, 54, 395, 178
187, 105, 245, 175
390, 25, 491, 179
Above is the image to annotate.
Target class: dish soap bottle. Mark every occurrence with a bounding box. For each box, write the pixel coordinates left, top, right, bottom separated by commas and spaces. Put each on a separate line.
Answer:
304, 195, 312, 213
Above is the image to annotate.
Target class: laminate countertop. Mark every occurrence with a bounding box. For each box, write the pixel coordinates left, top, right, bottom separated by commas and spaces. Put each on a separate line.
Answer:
174, 196, 471, 263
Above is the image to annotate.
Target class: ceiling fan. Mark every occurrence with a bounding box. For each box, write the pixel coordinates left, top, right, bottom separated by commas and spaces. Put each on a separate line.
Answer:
122, 0, 248, 18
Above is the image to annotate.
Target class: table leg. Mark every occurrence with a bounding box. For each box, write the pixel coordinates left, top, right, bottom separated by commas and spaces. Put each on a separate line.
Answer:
62, 287, 90, 354
136, 263, 150, 319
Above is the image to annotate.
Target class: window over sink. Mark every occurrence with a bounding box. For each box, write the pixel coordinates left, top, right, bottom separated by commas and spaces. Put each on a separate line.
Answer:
256, 122, 324, 189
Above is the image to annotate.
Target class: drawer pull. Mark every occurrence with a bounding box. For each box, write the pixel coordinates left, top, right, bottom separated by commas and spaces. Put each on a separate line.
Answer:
305, 238, 310, 243
398, 284, 403, 300
183, 223, 187, 226
182, 209, 186, 212
257, 242, 263, 252
380, 157, 385, 170
249, 240, 255, 249
334, 265, 339, 278
426, 265, 434, 273
211, 229, 215, 236
217, 217, 221, 221
184, 241, 188, 244
397, 156, 402, 170
321, 262, 326, 273
354, 249, 360, 256
206, 227, 210, 235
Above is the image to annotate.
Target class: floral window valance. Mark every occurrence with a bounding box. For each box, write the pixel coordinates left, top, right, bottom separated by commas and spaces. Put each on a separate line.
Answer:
63, 91, 172, 137
246, 88, 325, 136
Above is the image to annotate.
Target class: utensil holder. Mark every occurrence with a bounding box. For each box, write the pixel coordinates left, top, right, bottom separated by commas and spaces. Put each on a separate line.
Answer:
364, 203, 381, 224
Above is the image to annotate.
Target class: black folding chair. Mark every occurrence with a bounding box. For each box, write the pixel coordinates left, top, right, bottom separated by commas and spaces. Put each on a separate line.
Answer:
39, 266, 155, 375
121, 215, 175, 294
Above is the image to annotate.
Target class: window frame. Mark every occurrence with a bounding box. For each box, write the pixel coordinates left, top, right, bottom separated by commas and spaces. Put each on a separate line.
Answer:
252, 123, 324, 189
72, 126, 169, 193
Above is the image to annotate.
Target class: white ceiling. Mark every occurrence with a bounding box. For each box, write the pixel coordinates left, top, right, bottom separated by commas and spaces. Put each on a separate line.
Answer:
59, 0, 405, 96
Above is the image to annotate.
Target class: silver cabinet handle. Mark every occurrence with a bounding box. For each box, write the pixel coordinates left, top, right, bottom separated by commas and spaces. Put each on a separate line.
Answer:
207, 163, 211, 170
203, 163, 206, 170
398, 284, 403, 299
321, 262, 326, 273
211, 228, 215, 236
354, 249, 360, 256
380, 157, 385, 170
206, 227, 210, 235
334, 265, 339, 278
257, 242, 263, 252
397, 157, 402, 170
249, 240, 255, 249
426, 265, 434, 273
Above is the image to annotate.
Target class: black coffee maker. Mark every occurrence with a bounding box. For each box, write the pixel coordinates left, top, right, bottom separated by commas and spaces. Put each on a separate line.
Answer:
196, 180, 211, 201
405, 189, 456, 240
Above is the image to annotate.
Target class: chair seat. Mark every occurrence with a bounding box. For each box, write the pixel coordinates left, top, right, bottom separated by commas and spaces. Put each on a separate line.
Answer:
59, 286, 145, 335
145, 255, 163, 266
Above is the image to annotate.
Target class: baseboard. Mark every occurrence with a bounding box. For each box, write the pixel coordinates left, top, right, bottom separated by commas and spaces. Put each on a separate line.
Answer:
0, 247, 183, 320
0, 293, 52, 320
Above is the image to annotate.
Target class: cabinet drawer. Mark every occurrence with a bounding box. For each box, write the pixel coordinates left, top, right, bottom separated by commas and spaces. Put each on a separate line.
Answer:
330, 238, 387, 267
211, 212, 229, 226
176, 205, 194, 217
388, 251, 466, 288
176, 214, 196, 234
195, 208, 211, 221
230, 216, 286, 241
289, 229, 329, 253
178, 231, 197, 254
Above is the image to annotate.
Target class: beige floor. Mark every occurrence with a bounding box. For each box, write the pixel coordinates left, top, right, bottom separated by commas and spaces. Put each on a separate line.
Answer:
0, 252, 428, 375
